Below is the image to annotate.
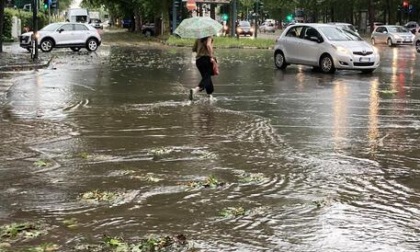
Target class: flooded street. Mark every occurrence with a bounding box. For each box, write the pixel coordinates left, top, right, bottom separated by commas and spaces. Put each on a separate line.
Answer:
0, 43, 420, 251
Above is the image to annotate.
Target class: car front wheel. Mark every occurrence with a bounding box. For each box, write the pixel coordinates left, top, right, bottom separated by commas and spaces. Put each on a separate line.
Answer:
320, 54, 336, 74
387, 38, 393, 47
40, 39, 54, 52
274, 51, 287, 69
416, 40, 420, 52
86, 38, 99, 51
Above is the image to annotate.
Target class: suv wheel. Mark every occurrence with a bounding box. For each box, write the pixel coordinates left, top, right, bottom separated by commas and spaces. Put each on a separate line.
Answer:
40, 38, 54, 52
371, 38, 375, 45
320, 54, 336, 74
86, 38, 99, 51
416, 40, 420, 52
274, 51, 287, 69
70, 47, 81, 52
387, 38, 393, 47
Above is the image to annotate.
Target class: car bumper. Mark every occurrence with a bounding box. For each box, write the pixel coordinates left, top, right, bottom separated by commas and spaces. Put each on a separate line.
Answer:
19, 35, 32, 49
393, 39, 413, 45
334, 53, 380, 70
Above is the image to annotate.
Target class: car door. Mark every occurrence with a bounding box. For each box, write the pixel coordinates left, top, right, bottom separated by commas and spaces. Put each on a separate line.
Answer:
72, 24, 91, 45
54, 24, 74, 45
376, 27, 387, 44
296, 26, 322, 65
282, 26, 303, 63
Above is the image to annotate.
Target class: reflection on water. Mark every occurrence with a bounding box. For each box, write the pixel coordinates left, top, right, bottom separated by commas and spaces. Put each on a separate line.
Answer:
0, 45, 419, 251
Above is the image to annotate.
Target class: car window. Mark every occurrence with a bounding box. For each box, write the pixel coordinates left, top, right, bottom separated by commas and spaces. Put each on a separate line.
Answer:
376, 27, 385, 33
286, 26, 301, 37
388, 26, 408, 32
41, 23, 62, 31
60, 24, 73, 31
75, 24, 88, 31
239, 21, 250, 27
303, 27, 320, 40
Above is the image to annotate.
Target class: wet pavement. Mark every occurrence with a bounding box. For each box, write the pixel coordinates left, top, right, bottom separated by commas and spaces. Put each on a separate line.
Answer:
0, 40, 420, 251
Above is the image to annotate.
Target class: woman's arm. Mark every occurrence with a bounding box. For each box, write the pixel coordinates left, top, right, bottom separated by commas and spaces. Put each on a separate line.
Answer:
206, 37, 214, 57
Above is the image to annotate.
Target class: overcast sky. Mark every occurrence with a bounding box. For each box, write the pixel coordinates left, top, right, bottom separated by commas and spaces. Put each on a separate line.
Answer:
70, 0, 82, 8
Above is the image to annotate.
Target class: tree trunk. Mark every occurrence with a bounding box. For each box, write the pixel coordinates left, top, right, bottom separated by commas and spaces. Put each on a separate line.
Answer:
0, 0, 4, 53
161, 0, 170, 35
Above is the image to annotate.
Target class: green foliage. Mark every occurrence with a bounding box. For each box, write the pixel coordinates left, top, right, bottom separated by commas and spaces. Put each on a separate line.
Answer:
167, 36, 275, 49
4, 7, 48, 36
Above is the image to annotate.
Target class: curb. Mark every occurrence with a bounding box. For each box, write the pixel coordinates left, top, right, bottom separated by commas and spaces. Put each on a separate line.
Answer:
0, 56, 54, 72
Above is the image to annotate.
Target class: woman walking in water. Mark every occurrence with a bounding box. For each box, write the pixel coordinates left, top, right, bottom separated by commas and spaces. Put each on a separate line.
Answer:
190, 36, 216, 101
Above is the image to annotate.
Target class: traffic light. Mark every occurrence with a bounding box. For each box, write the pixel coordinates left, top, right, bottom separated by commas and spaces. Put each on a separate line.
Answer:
43, 0, 48, 10
222, 13, 228, 21
286, 14, 293, 22
403, 1, 409, 8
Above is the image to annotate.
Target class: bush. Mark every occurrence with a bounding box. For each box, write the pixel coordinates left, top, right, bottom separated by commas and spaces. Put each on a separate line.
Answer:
2, 8, 48, 40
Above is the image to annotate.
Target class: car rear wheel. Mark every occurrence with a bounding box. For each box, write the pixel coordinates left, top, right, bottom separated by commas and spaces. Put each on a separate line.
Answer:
86, 38, 99, 51
274, 51, 287, 69
416, 40, 420, 52
387, 38, 393, 47
320, 54, 336, 74
371, 38, 375, 45
40, 38, 54, 52
70, 47, 81, 52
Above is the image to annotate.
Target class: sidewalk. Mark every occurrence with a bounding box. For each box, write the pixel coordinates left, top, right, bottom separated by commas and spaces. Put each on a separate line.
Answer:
0, 42, 51, 71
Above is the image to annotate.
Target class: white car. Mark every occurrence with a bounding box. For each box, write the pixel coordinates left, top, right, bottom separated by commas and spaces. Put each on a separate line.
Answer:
371, 25, 415, 47
274, 23, 380, 74
19, 22, 102, 52
259, 21, 275, 33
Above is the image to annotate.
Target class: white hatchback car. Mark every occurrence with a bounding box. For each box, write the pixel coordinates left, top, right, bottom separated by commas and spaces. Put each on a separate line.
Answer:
371, 25, 415, 47
19, 22, 102, 52
274, 23, 380, 74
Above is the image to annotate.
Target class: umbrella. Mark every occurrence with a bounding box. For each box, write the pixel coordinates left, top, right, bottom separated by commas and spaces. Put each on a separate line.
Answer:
174, 17, 223, 39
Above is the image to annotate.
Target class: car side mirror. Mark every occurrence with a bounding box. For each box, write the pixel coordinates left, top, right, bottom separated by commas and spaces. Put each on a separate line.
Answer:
58, 28, 64, 33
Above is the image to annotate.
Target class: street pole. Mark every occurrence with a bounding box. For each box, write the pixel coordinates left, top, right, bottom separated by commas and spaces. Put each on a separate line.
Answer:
254, 0, 258, 38
172, 0, 177, 34
32, 0, 38, 60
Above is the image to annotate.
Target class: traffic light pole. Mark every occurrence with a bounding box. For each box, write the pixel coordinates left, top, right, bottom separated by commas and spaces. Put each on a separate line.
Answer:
31, 0, 38, 60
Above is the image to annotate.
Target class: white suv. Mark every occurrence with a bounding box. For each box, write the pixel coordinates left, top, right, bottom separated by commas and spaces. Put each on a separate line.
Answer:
19, 22, 102, 52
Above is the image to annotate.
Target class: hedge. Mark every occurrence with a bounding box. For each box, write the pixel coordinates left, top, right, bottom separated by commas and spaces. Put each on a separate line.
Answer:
2, 8, 48, 42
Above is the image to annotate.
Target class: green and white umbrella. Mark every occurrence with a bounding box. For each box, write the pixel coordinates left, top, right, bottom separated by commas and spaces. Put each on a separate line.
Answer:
174, 17, 223, 39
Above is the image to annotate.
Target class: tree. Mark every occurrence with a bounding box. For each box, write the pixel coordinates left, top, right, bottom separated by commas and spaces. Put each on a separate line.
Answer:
0, 0, 4, 53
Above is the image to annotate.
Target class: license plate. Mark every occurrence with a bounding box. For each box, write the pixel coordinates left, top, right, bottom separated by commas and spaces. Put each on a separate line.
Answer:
359, 57, 370, 62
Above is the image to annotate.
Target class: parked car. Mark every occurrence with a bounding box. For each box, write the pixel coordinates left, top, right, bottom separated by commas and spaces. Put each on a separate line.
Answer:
89, 18, 103, 29
19, 22, 101, 52
274, 23, 380, 74
259, 21, 275, 33
122, 18, 132, 28
404, 21, 419, 34
371, 25, 414, 47
236, 21, 254, 36
142, 23, 155, 37
328, 22, 360, 36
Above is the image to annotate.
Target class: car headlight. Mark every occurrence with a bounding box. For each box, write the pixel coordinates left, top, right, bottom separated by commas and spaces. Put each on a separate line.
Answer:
392, 34, 401, 39
250, 28, 254, 32
332, 44, 350, 55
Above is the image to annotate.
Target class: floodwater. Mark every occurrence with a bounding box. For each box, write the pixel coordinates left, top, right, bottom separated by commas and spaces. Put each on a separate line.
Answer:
0, 43, 419, 251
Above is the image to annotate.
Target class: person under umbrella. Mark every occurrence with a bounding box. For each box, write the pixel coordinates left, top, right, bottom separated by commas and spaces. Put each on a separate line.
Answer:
189, 36, 216, 101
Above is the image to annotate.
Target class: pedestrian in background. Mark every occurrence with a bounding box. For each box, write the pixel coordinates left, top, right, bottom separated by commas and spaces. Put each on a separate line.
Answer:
190, 36, 215, 101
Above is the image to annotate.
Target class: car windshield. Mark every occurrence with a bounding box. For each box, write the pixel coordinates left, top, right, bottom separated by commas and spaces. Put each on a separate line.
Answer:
388, 26, 409, 32
319, 26, 363, 41
40, 23, 62, 31
239, 21, 250, 27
